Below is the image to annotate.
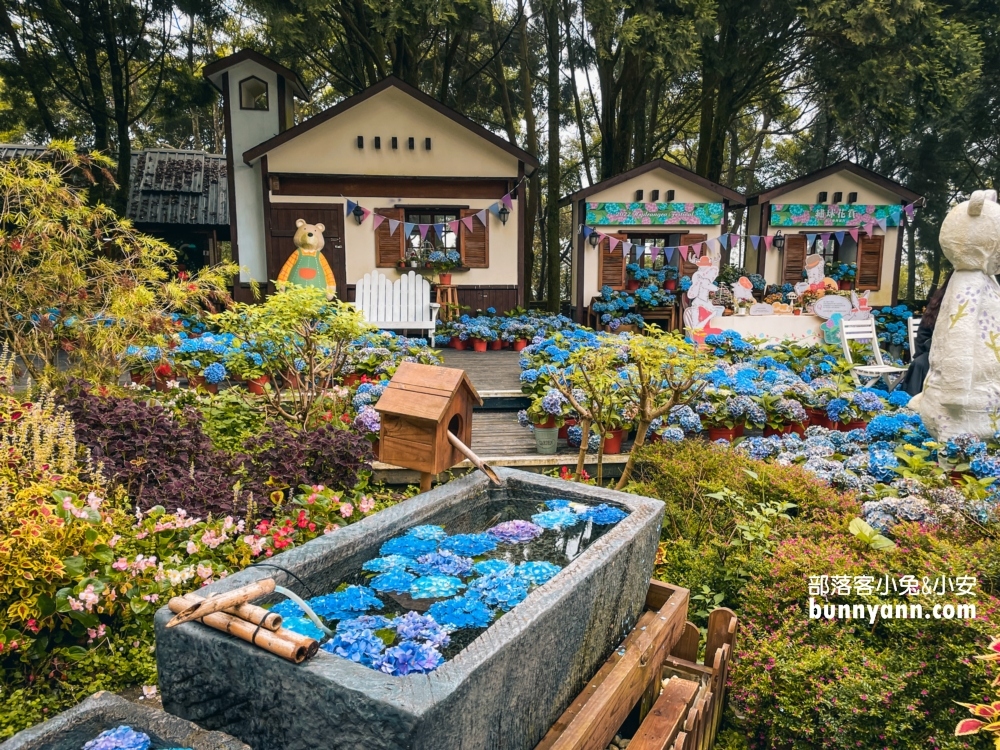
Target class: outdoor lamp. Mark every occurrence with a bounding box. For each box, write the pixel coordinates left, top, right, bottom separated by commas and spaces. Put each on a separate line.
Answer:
352, 204, 365, 224
773, 230, 785, 250
588, 232, 600, 247
498, 205, 510, 225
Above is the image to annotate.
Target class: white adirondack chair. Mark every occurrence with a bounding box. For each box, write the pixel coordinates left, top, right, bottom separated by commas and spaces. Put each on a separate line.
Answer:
354, 270, 441, 346
908, 317, 922, 359
839, 317, 908, 391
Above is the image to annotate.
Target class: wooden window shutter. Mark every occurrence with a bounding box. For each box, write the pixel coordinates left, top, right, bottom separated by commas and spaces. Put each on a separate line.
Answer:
857, 235, 884, 291
782, 234, 808, 285
679, 233, 708, 278
459, 209, 489, 268
375, 207, 404, 267
598, 233, 628, 290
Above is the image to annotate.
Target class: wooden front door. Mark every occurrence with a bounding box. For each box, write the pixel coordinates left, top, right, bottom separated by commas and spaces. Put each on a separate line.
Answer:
267, 203, 346, 294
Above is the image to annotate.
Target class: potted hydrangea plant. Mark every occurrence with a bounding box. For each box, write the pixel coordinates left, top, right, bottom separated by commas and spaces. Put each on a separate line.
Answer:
427, 249, 461, 285
625, 263, 650, 291
465, 320, 498, 352
661, 264, 679, 291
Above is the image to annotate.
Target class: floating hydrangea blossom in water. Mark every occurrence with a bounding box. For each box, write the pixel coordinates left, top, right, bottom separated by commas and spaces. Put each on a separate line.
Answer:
410, 575, 465, 599
578, 504, 628, 525
532, 510, 580, 530
335, 615, 393, 636
473, 559, 514, 576
322, 628, 387, 666
83, 726, 152, 750
393, 611, 451, 648
380, 534, 439, 558
406, 524, 447, 541
470, 572, 529, 611
362, 554, 415, 573
428, 593, 496, 630
374, 640, 444, 675
269, 598, 305, 619
370, 568, 417, 594
438, 533, 497, 556
546, 498, 571, 510
306, 586, 383, 618
412, 550, 474, 577
281, 616, 328, 641
488, 519, 544, 544
515, 561, 561, 586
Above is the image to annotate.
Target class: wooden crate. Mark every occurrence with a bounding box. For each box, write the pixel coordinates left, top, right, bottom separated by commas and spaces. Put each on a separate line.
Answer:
535, 580, 690, 750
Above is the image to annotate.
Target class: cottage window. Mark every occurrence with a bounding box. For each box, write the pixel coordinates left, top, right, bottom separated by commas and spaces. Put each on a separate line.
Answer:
626, 234, 680, 269
239, 76, 269, 110
405, 209, 459, 255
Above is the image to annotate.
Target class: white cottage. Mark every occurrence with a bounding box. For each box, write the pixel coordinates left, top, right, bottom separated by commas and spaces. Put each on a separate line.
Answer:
744, 161, 924, 306
204, 50, 538, 310
560, 159, 744, 322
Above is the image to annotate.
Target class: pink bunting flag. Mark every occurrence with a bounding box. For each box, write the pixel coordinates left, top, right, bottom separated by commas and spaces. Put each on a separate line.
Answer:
462, 216, 476, 232
863, 222, 875, 236
763, 236, 774, 249
650, 246, 660, 262
373, 215, 386, 231
418, 224, 431, 240
820, 232, 831, 244
476, 209, 488, 225
502, 193, 513, 210
359, 206, 371, 224
904, 203, 915, 219
388, 219, 400, 236
848, 228, 859, 242
609, 237, 620, 251
448, 220, 460, 233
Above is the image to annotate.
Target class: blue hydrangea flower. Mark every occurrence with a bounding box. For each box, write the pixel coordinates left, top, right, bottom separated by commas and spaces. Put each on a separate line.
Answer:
473, 559, 515, 576
515, 561, 561, 586
202, 361, 227, 384
532, 510, 581, 530
374, 640, 444, 675
380, 534, 439, 558
469, 572, 529, 611
428, 593, 496, 630
269, 598, 304, 618
578, 504, 628, 525
335, 615, 393, 636
410, 575, 465, 599
370, 568, 417, 594
307, 586, 382, 618
362, 554, 415, 573
83, 727, 151, 750
281, 615, 328, 641
392, 611, 450, 648
322, 628, 387, 666
406, 525, 447, 541
438, 533, 497, 556
546, 499, 571, 510
412, 551, 474, 577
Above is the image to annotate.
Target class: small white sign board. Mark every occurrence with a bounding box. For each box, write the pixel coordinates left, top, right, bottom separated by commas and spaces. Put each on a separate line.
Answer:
749, 303, 774, 316
811, 295, 854, 320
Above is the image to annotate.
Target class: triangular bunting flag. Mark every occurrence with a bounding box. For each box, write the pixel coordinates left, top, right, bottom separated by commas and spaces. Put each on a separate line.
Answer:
448, 220, 460, 233
582, 226, 594, 238
345, 199, 357, 216
806, 233, 817, 247
433, 223, 446, 238
418, 224, 430, 240
404, 222, 416, 236
750, 235, 761, 251
665, 247, 675, 262
863, 222, 874, 236
622, 241, 633, 254
763, 236, 774, 249
820, 232, 831, 244
358, 206, 371, 224
848, 228, 859, 242
373, 215, 386, 231
388, 219, 400, 236
876, 217, 887, 232
501, 193, 513, 210
834, 231, 845, 244
609, 237, 620, 251
731, 233, 740, 247
904, 203, 915, 219
476, 209, 488, 225
650, 246, 660, 262
488, 203, 502, 218
462, 216, 476, 232
718, 234, 729, 250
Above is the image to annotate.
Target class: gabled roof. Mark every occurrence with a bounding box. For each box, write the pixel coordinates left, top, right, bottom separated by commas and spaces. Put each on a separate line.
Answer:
375, 362, 481, 422
203, 49, 309, 100
241, 75, 539, 172
559, 159, 745, 207
746, 160, 924, 205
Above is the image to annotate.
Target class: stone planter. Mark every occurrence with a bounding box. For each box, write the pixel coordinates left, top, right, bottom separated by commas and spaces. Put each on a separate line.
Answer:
0, 691, 249, 750
155, 470, 664, 750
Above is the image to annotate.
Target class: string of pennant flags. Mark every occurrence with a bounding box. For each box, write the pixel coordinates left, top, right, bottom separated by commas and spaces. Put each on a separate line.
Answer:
581, 203, 917, 262
343, 180, 522, 240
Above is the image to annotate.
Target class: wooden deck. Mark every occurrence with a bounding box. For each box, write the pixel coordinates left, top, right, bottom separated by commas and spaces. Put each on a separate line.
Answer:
439, 349, 523, 397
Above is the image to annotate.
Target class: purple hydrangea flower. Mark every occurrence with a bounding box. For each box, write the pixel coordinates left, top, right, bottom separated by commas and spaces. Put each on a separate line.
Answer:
392, 611, 450, 648
374, 640, 444, 675
412, 550, 474, 577
83, 726, 151, 750
488, 520, 544, 544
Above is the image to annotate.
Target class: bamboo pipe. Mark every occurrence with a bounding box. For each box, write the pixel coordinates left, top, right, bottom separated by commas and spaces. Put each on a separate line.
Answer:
168, 594, 318, 663
167, 579, 276, 628
170, 591, 283, 632
447, 430, 501, 485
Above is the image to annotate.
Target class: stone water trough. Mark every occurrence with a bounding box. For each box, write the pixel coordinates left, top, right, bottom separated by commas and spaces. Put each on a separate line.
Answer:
155, 468, 664, 750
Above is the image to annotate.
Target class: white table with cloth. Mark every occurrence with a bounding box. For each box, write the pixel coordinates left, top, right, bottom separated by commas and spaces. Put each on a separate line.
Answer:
708, 314, 826, 345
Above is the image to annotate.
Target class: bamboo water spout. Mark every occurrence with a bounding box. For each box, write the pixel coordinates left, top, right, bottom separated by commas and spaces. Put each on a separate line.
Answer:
447, 430, 501, 485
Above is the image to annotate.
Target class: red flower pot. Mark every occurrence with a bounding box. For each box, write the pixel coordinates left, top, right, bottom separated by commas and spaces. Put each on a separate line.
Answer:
734, 423, 745, 437
789, 422, 807, 437
558, 418, 578, 440
763, 425, 785, 438
664, 279, 677, 291
129, 371, 152, 387
839, 280, 852, 291
470, 337, 488, 352
950, 471, 965, 487
707, 426, 737, 442
806, 408, 829, 429
626, 279, 640, 291
603, 429, 625, 454
452, 338, 466, 350
439, 273, 452, 285
845, 419, 868, 431
188, 375, 218, 394
513, 339, 528, 351
343, 373, 362, 386
489, 339, 502, 350
247, 375, 270, 395
534, 416, 556, 429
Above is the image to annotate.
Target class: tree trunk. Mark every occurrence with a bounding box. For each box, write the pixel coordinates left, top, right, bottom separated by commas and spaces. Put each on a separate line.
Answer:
574, 417, 591, 479
518, 10, 539, 302
905, 221, 916, 303
614, 419, 650, 490
545, 1, 561, 313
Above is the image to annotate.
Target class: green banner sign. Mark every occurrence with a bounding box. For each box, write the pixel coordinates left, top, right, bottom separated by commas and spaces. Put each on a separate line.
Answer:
585, 201, 724, 226
769, 203, 901, 227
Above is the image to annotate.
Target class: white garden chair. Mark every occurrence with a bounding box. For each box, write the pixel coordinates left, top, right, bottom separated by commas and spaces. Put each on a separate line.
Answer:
908, 317, 922, 359
354, 270, 441, 346
839, 317, 908, 391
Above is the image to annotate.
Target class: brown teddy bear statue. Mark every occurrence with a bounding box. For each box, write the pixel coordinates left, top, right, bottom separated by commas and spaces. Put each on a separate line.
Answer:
276, 218, 337, 299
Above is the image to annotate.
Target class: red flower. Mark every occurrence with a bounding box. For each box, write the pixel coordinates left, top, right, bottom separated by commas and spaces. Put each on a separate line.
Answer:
178, 271, 189, 281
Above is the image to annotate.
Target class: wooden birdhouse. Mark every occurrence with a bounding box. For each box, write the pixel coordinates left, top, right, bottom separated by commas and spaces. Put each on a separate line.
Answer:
374, 362, 482, 477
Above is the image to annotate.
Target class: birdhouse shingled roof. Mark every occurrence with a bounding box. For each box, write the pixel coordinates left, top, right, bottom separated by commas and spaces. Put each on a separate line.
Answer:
374, 362, 482, 423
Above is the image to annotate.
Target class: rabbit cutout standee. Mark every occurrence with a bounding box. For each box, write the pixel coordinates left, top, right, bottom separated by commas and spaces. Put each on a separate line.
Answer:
913, 189, 1000, 439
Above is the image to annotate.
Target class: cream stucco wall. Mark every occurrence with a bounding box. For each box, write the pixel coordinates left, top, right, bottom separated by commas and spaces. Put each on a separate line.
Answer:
269, 195, 519, 287
571, 168, 728, 307
263, 87, 520, 178
758, 170, 902, 305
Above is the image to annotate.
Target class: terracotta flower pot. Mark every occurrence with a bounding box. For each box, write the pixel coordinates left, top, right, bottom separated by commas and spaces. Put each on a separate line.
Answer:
734, 423, 745, 437
707, 426, 737, 442
789, 421, 807, 437
558, 418, 578, 440
763, 425, 785, 438
343, 373, 362, 387
603, 429, 625, 454
129, 371, 152, 387
806, 408, 829, 429
488, 339, 502, 350
626, 279, 640, 291
533, 416, 556, 429
452, 338, 467, 351
470, 337, 487, 352
188, 375, 218, 394
664, 279, 677, 291
513, 339, 528, 351
845, 419, 868, 431
839, 280, 852, 291
247, 375, 270, 395
438, 272, 453, 285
